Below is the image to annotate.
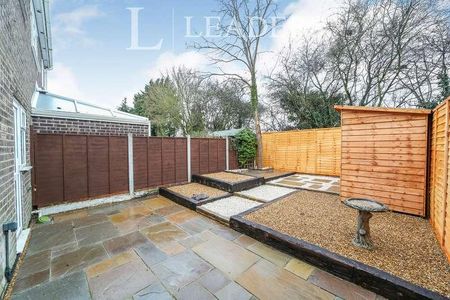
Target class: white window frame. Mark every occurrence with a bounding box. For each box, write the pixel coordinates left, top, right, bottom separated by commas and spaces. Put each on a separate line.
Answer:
13, 100, 27, 168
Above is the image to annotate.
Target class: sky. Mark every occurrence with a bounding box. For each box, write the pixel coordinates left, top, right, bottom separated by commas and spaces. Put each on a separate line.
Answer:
47, 0, 342, 109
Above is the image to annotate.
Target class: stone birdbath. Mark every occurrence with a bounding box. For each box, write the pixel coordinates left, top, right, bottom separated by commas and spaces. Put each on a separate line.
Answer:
343, 198, 388, 250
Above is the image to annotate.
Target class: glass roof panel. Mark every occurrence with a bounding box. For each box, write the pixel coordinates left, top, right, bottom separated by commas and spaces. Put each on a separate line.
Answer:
77, 103, 114, 116
113, 110, 144, 120
35, 93, 76, 112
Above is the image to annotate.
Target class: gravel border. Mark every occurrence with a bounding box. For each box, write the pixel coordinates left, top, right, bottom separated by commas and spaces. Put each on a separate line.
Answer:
243, 190, 450, 297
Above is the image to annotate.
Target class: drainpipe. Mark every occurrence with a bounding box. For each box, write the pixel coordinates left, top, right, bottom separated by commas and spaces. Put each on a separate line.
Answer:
3, 222, 18, 282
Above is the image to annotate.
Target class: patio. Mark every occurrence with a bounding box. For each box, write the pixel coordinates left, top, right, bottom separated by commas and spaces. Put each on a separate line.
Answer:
10, 195, 381, 300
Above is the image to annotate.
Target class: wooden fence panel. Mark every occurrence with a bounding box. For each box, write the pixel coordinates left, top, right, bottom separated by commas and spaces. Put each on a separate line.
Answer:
87, 136, 109, 197
108, 137, 129, 194
33, 134, 234, 207
199, 139, 210, 174
63, 135, 88, 202
35, 135, 64, 207
336, 106, 430, 217
430, 99, 450, 261
162, 138, 176, 185
148, 138, 163, 187
208, 139, 219, 173
191, 139, 200, 175
134, 137, 148, 190
262, 128, 341, 176
175, 138, 188, 183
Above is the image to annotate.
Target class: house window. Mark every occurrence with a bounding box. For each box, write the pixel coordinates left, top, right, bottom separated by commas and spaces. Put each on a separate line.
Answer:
13, 101, 27, 168
30, 0, 40, 70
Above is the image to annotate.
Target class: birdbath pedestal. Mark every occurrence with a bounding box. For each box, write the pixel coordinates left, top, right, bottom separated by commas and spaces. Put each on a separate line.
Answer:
343, 198, 388, 250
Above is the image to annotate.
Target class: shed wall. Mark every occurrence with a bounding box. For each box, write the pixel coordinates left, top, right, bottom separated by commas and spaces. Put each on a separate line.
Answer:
339, 109, 429, 216
429, 99, 450, 261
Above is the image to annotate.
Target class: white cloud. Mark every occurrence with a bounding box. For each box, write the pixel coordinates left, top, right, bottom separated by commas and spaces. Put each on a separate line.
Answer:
259, 0, 343, 77
145, 51, 210, 79
52, 5, 104, 48
47, 62, 84, 99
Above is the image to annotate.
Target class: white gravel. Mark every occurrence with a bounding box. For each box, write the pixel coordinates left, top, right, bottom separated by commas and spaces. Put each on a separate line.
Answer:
198, 196, 261, 221
236, 185, 296, 202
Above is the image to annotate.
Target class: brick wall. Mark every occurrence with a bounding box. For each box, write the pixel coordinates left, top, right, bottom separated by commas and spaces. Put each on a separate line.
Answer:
32, 116, 149, 136
0, 0, 38, 294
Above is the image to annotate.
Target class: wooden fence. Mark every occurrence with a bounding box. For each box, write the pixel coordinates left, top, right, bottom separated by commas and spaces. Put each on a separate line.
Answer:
430, 99, 450, 260
261, 128, 341, 176
32, 134, 236, 208
336, 106, 431, 217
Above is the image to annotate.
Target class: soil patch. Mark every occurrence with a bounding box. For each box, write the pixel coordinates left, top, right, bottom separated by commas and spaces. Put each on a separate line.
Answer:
245, 190, 450, 297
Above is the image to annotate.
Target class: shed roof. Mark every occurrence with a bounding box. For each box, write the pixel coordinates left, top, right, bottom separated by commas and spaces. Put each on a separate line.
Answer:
32, 91, 150, 125
211, 128, 244, 137
334, 105, 431, 115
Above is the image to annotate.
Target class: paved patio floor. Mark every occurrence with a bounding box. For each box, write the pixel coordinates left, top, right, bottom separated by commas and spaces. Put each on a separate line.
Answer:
12, 195, 381, 300
269, 174, 340, 194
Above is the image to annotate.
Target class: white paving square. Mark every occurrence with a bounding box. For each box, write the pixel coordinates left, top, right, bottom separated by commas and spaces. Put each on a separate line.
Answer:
236, 185, 296, 202
198, 196, 261, 221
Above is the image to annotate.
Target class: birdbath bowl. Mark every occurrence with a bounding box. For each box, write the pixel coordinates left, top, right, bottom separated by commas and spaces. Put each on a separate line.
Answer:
343, 198, 388, 250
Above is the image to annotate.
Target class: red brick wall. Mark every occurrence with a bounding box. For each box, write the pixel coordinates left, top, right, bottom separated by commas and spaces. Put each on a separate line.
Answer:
32, 116, 149, 136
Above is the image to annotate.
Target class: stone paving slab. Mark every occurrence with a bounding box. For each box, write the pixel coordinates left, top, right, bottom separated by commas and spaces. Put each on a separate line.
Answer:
12, 271, 90, 300
269, 173, 340, 194
236, 185, 296, 202
236, 259, 335, 300
50, 244, 108, 279
192, 234, 260, 279
198, 196, 261, 222
308, 269, 378, 300
88, 259, 157, 300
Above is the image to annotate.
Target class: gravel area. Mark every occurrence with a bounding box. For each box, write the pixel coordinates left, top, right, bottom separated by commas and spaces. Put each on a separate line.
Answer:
168, 183, 228, 199
204, 172, 254, 183
199, 196, 261, 221
236, 185, 296, 202
245, 190, 450, 297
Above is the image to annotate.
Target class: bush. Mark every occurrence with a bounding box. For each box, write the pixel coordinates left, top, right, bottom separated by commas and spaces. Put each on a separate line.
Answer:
234, 128, 257, 167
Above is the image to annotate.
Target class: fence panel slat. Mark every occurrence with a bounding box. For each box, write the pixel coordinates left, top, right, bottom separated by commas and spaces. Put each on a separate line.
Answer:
191, 139, 200, 175
175, 138, 188, 183
199, 139, 209, 174
133, 137, 148, 190
87, 136, 109, 198
148, 137, 162, 187
162, 138, 176, 184
109, 136, 129, 194
63, 135, 88, 202
35, 135, 64, 207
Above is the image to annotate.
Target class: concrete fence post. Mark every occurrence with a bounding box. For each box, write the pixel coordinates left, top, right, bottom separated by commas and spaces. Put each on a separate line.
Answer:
187, 135, 191, 182
226, 136, 230, 170
128, 133, 134, 195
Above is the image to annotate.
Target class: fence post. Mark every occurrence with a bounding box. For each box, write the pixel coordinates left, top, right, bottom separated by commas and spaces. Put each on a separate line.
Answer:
128, 133, 134, 196
187, 135, 191, 182
226, 136, 229, 170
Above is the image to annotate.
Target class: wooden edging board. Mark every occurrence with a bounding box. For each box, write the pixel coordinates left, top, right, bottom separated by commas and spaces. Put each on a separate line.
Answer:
191, 174, 264, 193
224, 170, 297, 183
229, 207, 447, 300
158, 187, 231, 210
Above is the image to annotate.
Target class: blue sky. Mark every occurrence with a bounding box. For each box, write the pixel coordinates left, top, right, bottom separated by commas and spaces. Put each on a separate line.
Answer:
48, 0, 340, 108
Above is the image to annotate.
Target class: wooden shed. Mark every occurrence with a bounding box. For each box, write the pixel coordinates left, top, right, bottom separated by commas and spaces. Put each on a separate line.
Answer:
335, 105, 431, 217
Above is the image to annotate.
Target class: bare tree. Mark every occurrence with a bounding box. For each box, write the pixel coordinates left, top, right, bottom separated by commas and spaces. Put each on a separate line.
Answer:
326, 0, 450, 107
193, 0, 284, 168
